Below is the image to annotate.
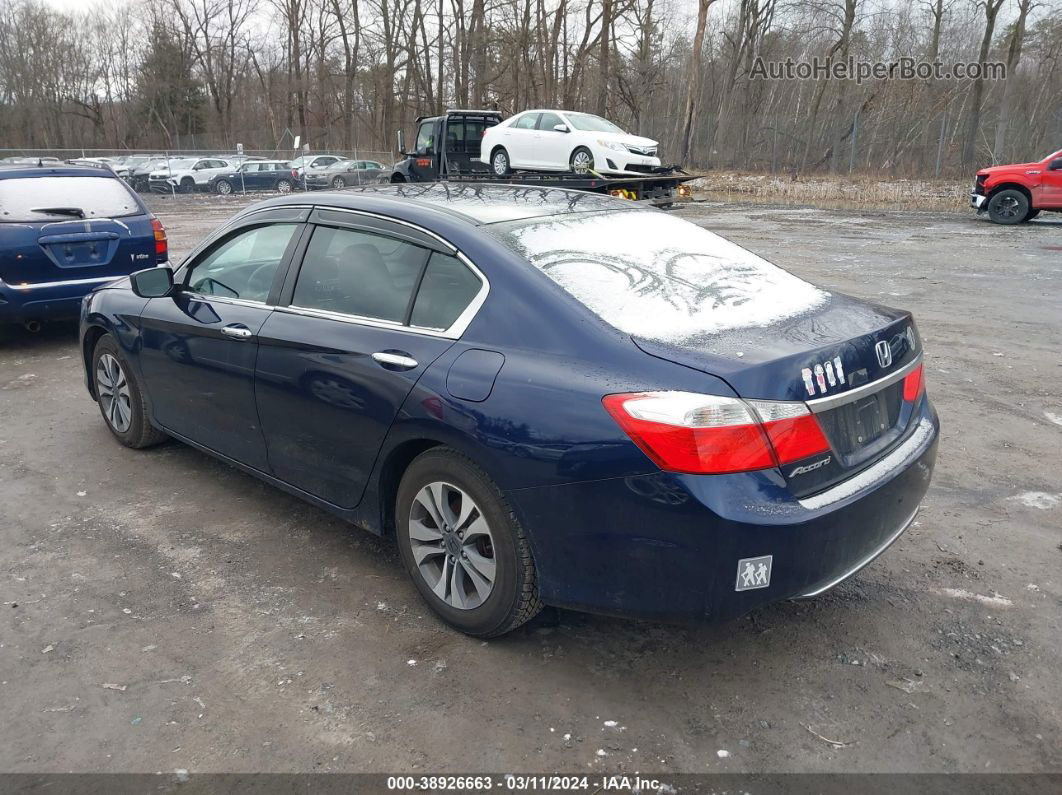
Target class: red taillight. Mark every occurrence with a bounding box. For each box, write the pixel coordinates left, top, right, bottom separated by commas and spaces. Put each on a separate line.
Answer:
903, 363, 925, 401
751, 403, 832, 465
150, 216, 168, 261
292, 169, 299, 179
602, 392, 829, 475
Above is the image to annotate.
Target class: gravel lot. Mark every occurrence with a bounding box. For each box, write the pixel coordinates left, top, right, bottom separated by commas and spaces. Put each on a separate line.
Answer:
1, 192, 1060, 776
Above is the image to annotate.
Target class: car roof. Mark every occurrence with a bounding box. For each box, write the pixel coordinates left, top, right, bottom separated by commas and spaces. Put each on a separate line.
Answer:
249, 183, 641, 226
0, 164, 123, 180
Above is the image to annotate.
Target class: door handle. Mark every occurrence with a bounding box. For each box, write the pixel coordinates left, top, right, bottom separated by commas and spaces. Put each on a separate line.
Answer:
372, 351, 418, 370
220, 326, 253, 340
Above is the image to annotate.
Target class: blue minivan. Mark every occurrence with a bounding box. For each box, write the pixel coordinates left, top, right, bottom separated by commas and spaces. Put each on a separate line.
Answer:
0, 163, 167, 329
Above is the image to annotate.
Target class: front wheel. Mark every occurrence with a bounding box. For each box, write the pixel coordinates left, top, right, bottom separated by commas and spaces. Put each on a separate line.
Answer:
214, 179, 233, 195
332, 176, 347, 189
396, 449, 542, 637
987, 189, 1030, 225
179, 177, 195, 194
91, 335, 167, 449
491, 148, 510, 177
570, 147, 594, 174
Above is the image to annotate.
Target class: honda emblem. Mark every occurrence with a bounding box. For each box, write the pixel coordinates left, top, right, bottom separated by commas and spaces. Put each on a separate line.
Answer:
875, 340, 893, 368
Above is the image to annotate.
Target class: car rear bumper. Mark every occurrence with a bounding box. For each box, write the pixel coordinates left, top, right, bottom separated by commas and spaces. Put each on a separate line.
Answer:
0, 276, 122, 322
970, 192, 987, 210
506, 400, 939, 623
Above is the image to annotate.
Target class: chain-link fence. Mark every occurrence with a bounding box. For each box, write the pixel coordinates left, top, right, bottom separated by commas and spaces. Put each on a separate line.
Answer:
0, 147, 399, 197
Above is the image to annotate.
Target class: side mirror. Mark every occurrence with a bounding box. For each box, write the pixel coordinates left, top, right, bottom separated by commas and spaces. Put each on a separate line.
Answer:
130, 266, 175, 298
553, 123, 570, 133
396, 129, 407, 156
1049, 158, 1062, 171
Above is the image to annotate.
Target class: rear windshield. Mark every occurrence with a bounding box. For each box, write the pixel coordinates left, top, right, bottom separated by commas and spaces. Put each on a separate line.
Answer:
0, 176, 142, 222
488, 209, 828, 343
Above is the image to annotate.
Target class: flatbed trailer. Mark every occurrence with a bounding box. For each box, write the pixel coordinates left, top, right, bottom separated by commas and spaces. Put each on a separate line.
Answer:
392, 109, 698, 207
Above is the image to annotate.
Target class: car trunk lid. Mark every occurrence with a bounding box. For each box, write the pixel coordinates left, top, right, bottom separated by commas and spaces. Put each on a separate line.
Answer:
633, 293, 924, 497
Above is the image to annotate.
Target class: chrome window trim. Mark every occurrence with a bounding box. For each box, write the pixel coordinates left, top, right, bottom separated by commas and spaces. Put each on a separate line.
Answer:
6, 275, 122, 291
805, 355, 921, 414
183, 293, 271, 309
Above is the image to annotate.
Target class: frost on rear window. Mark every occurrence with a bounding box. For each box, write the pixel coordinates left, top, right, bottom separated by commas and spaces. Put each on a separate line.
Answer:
0, 176, 140, 222
491, 210, 829, 343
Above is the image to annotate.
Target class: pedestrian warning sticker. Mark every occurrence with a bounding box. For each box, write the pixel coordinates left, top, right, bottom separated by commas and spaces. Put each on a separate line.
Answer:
735, 555, 772, 591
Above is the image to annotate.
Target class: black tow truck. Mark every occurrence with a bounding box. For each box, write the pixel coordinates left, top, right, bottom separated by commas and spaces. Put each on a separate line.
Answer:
391, 109, 696, 206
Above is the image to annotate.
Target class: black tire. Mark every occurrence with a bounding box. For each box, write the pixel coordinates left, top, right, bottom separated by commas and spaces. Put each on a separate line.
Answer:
332, 176, 347, 189
1024, 208, 1041, 222
987, 189, 1029, 225
396, 448, 542, 637
179, 177, 195, 194
91, 334, 167, 449
214, 179, 233, 195
275, 178, 293, 193
570, 146, 594, 174
490, 147, 511, 177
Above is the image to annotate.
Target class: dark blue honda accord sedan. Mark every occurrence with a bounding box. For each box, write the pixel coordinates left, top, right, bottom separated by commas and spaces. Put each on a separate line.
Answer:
1, 163, 167, 328
79, 184, 938, 636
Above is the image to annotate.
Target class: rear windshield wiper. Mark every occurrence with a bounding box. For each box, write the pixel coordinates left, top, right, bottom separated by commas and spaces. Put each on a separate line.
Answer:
31, 206, 86, 218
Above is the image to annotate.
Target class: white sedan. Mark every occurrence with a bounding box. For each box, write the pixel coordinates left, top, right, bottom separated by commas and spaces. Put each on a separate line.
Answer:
480, 110, 661, 176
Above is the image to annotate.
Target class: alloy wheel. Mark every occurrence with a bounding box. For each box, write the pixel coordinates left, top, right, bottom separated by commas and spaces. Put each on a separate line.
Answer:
408, 482, 496, 610
277, 180, 292, 193
492, 151, 508, 176
997, 196, 1020, 218
96, 353, 132, 433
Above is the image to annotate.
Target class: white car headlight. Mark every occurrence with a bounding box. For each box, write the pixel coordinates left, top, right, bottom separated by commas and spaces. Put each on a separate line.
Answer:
596, 139, 628, 152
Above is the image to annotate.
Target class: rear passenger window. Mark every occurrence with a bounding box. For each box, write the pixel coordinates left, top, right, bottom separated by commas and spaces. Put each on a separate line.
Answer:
293, 227, 428, 323
411, 252, 482, 330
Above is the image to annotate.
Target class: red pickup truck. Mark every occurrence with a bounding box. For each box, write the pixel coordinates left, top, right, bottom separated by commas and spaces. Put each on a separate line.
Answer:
970, 147, 1062, 224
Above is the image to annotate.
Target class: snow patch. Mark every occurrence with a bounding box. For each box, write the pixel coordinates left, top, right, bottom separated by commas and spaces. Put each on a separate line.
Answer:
496, 210, 828, 343
1043, 411, 1062, 427
935, 588, 1013, 608
1009, 492, 1060, 510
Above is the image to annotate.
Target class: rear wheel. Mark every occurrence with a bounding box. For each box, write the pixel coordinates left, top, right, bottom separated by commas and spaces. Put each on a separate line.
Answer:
275, 178, 293, 193
987, 189, 1029, 224
491, 147, 510, 177
91, 335, 167, 449
570, 147, 594, 174
214, 179, 233, 195
396, 449, 541, 637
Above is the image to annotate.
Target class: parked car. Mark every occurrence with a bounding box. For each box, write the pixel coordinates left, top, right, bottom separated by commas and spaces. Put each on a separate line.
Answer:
970, 147, 1062, 224
126, 156, 169, 192
288, 154, 344, 183
80, 184, 937, 637
0, 162, 167, 330
149, 157, 234, 193
306, 159, 390, 189
209, 161, 295, 195
481, 109, 662, 176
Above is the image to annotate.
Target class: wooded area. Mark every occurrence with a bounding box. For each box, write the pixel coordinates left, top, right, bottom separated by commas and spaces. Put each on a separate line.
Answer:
0, 0, 1059, 175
